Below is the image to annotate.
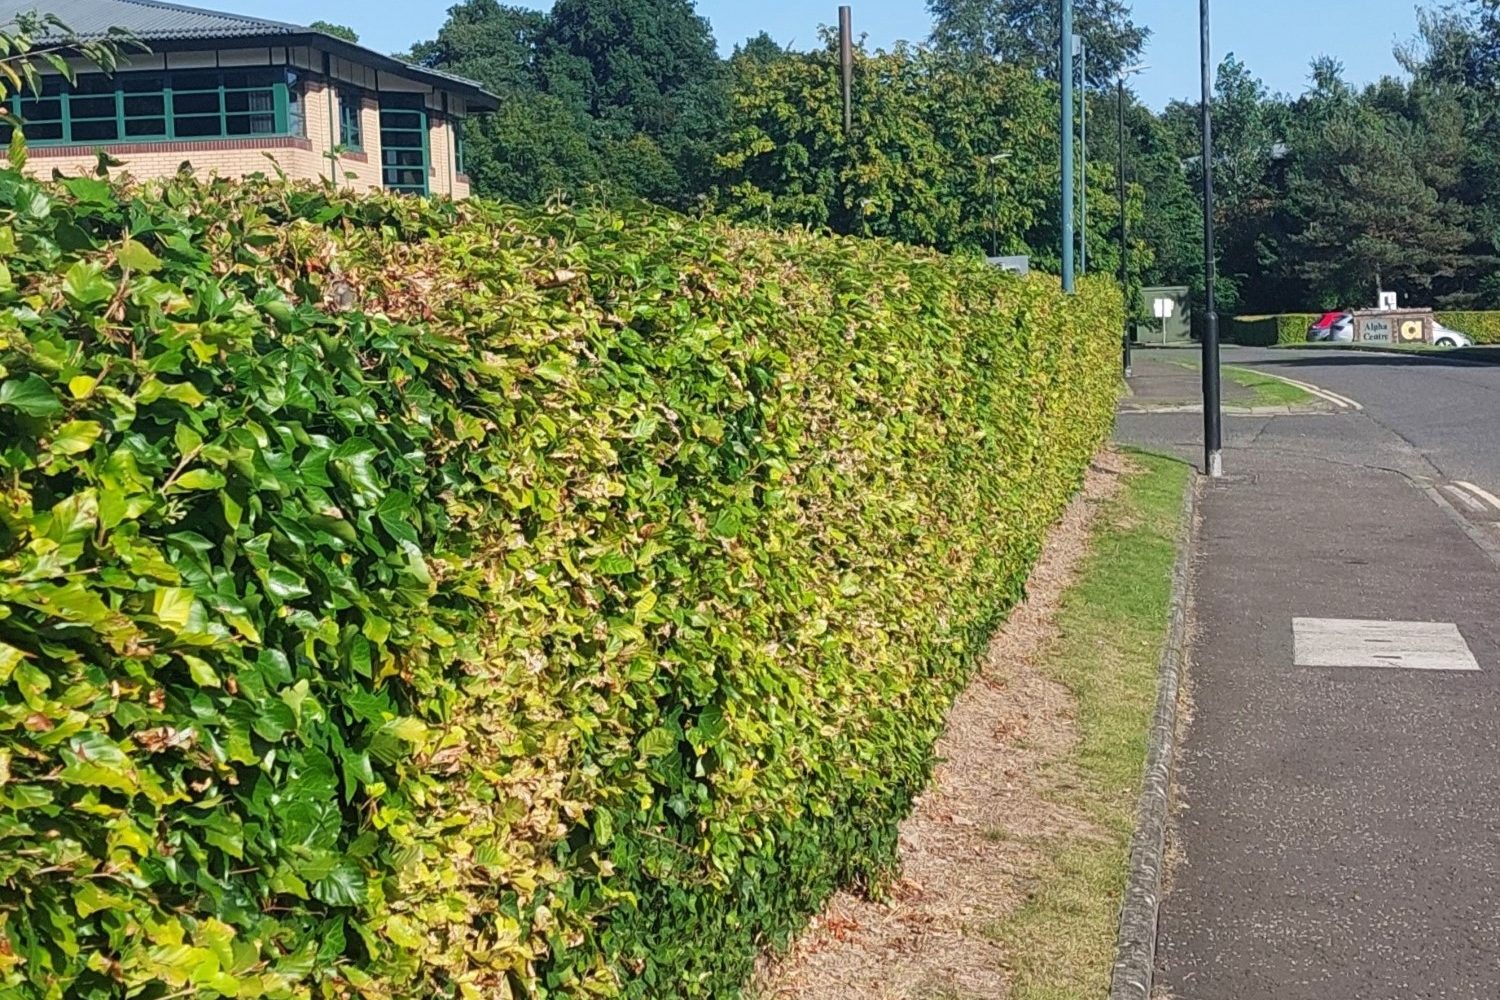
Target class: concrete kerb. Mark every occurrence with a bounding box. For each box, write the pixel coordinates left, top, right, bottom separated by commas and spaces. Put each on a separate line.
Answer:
1108, 467, 1199, 1000
1117, 402, 1335, 416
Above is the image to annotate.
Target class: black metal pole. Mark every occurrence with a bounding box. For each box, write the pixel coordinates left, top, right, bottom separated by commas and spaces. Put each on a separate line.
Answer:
1199, 0, 1223, 477
839, 6, 854, 136
1118, 78, 1132, 379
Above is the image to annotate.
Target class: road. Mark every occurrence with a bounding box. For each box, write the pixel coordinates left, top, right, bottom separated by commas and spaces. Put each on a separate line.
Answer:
1122, 345, 1500, 541
1117, 347, 1500, 1000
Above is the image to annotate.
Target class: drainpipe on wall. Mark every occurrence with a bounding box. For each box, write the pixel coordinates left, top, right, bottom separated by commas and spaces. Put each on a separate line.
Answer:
323, 51, 338, 185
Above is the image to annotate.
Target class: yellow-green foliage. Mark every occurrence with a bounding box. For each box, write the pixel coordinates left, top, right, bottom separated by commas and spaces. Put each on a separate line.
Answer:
0, 167, 1121, 999
1226, 313, 1321, 345
1436, 311, 1500, 343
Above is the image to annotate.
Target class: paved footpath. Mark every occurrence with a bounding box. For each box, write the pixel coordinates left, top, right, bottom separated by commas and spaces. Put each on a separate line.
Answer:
1117, 355, 1500, 1000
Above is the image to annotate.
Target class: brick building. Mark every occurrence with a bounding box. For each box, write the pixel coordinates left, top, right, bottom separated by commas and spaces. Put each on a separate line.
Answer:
0, 0, 497, 197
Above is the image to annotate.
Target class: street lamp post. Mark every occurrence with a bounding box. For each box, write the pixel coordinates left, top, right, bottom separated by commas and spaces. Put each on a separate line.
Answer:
1115, 64, 1148, 380
1060, 0, 1075, 293
1200, 0, 1223, 477
1077, 34, 1087, 276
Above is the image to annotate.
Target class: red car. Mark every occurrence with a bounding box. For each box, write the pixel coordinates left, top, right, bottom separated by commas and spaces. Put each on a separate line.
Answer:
1307, 311, 1354, 342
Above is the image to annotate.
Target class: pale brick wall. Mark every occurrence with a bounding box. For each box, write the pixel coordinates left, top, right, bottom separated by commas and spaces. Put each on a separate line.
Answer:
428, 114, 454, 199
9, 139, 329, 185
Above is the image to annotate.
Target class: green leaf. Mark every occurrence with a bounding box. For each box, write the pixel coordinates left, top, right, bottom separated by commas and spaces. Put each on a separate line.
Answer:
595, 551, 636, 576
533, 358, 571, 383
0, 374, 62, 417
62, 261, 114, 306
263, 567, 311, 603
49, 420, 102, 456
639, 726, 678, 758
118, 238, 162, 273
169, 468, 225, 492
311, 860, 366, 907
152, 587, 196, 632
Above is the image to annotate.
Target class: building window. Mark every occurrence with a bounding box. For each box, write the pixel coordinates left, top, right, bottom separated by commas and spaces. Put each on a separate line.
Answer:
380, 96, 429, 195
339, 89, 363, 151
454, 119, 466, 175
0, 68, 298, 146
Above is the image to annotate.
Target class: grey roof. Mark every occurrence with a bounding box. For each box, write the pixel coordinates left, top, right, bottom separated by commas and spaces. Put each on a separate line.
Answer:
0, 0, 498, 108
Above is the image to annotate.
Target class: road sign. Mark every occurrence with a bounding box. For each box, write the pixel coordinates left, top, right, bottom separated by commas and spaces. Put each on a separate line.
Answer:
1152, 298, 1176, 320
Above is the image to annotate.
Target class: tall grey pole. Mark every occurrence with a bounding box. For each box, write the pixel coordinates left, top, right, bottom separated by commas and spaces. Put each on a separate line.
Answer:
1061, 0, 1075, 293
1200, 0, 1223, 477
1118, 77, 1132, 378
1079, 35, 1087, 276
839, 6, 854, 136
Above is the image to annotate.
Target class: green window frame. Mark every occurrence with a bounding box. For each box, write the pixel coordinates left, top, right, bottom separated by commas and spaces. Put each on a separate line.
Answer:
338, 88, 363, 152
0, 67, 298, 147
380, 96, 429, 195
454, 119, 466, 175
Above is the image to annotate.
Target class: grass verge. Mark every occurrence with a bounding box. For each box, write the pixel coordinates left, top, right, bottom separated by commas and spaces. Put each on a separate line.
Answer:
984, 450, 1191, 999
1222, 364, 1315, 406
1169, 359, 1317, 407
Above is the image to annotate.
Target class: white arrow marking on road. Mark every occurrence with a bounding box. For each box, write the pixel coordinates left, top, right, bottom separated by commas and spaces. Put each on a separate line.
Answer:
1455, 481, 1500, 512
1444, 485, 1489, 514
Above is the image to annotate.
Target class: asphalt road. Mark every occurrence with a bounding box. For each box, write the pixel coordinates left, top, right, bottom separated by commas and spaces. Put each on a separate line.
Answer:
1116, 347, 1500, 1000
1222, 345, 1500, 490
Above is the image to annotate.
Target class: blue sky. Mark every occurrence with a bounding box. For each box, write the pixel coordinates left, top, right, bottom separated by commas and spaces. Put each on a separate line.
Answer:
240, 0, 1425, 107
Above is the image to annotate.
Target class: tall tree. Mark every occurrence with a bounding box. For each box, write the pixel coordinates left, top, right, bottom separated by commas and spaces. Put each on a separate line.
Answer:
927, 0, 1148, 81
1288, 100, 1472, 307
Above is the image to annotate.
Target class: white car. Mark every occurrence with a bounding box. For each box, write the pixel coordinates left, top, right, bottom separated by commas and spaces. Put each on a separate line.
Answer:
1432, 322, 1473, 348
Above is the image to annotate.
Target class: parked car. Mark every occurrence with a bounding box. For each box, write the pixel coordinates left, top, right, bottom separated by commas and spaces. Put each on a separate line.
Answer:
1432, 322, 1473, 348
1307, 311, 1354, 342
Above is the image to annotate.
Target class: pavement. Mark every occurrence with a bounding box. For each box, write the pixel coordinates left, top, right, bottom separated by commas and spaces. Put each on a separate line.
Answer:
1115, 347, 1500, 1000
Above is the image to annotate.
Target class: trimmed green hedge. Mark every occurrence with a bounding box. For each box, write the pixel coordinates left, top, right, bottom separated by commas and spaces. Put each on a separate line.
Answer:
1226, 313, 1320, 345
1436, 311, 1500, 343
0, 167, 1120, 999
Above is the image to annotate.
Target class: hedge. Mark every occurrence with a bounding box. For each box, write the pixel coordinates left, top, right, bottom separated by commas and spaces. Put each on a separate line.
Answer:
1436, 311, 1500, 343
0, 166, 1121, 999
1225, 313, 1320, 345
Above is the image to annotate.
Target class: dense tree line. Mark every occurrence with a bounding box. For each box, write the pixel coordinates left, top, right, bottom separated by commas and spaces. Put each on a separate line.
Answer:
406, 0, 1500, 312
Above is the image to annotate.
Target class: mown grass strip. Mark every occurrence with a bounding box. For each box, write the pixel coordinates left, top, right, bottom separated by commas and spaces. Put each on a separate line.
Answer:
986, 451, 1191, 999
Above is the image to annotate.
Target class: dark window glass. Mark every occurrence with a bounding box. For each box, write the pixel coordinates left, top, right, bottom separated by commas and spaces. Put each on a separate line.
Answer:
171, 70, 221, 92
174, 115, 222, 137
174, 91, 220, 115
18, 97, 62, 121
71, 119, 120, 141
73, 75, 115, 95
124, 95, 164, 117
120, 74, 165, 94
225, 112, 276, 136
24, 121, 63, 140
124, 117, 166, 137
69, 95, 116, 120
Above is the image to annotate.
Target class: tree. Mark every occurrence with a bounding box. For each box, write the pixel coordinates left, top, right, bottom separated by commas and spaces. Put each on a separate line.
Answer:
1288, 101, 1472, 307
927, 0, 1148, 81
409, 0, 730, 207
713, 39, 1142, 279
309, 20, 359, 43
540, 0, 728, 202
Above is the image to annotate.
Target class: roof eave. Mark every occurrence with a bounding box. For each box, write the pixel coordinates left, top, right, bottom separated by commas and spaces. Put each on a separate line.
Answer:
87, 28, 499, 111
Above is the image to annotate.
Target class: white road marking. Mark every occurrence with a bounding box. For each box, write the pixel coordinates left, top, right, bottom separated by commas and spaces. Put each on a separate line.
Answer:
1293, 618, 1480, 672
1455, 481, 1500, 512
1444, 485, 1489, 514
